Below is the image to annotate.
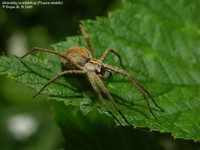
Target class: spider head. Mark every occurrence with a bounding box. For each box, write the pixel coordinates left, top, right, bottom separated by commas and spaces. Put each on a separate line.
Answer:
85, 59, 105, 74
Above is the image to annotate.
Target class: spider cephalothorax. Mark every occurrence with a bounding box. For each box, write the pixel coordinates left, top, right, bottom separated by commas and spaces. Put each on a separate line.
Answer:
18, 23, 163, 126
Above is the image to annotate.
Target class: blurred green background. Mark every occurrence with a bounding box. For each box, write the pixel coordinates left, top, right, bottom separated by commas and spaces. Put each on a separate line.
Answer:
0, 0, 200, 149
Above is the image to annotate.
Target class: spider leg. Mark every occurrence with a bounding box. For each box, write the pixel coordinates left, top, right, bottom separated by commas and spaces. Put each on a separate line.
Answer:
90, 72, 132, 126
17, 47, 83, 70
79, 23, 94, 58
87, 72, 124, 126
19, 47, 65, 59
33, 70, 86, 98
104, 64, 164, 119
100, 48, 124, 68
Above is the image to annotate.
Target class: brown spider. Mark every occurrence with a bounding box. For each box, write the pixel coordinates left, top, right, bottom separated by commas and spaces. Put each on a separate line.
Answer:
18, 23, 163, 126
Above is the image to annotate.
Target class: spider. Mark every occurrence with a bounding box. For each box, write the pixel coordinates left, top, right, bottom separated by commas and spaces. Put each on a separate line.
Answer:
18, 23, 163, 126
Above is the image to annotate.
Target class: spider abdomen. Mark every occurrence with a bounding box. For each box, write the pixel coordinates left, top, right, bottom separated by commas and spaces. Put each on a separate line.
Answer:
61, 46, 91, 69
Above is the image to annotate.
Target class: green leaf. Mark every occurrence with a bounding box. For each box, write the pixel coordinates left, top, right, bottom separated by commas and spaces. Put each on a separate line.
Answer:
1, 0, 200, 141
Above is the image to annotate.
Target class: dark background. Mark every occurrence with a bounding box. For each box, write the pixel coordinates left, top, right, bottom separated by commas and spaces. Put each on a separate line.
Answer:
0, 0, 199, 149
